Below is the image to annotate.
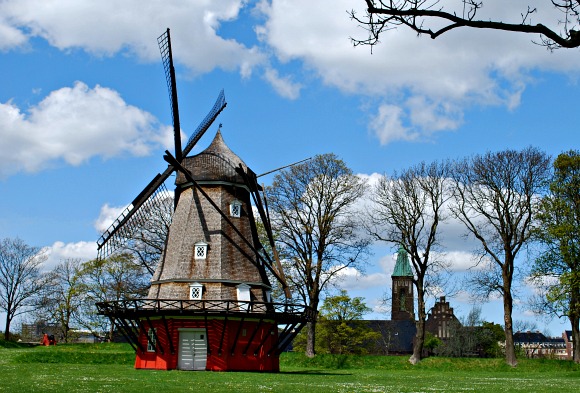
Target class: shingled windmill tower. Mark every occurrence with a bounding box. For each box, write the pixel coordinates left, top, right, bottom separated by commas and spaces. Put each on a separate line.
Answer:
96, 29, 313, 372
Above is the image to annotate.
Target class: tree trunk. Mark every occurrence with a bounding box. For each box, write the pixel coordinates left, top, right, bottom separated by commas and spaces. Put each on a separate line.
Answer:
108, 317, 115, 342
3, 317, 10, 341
305, 321, 316, 358
571, 315, 580, 363
503, 285, 517, 367
409, 287, 426, 365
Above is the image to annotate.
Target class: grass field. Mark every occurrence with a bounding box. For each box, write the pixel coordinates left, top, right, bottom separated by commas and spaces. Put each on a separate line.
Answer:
1, 341, 579, 392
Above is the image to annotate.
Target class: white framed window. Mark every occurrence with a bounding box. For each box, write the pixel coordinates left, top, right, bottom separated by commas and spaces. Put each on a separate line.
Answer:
230, 200, 242, 218
265, 289, 272, 303
147, 328, 157, 352
189, 282, 203, 300
194, 242, 208, 260
236, 283, 251, 311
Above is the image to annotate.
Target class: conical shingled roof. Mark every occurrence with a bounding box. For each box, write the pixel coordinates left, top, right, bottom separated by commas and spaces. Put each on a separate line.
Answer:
176, 129, 247, 184
392, 246, 413, 277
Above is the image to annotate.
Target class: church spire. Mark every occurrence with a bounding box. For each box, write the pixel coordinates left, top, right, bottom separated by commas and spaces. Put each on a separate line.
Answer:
391, 245, 415, 321
392, 245, 413, 277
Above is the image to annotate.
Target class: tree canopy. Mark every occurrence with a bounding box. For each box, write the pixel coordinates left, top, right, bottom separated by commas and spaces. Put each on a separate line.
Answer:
266, 153, 370, 357
531, 150, 580, 363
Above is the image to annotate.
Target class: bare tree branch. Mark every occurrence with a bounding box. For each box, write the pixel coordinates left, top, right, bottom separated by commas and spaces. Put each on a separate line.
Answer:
350, 1, 580, 50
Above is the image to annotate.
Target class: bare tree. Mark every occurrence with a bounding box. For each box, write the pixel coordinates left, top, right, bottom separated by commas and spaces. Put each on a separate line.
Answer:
450, 147, 551, 366
351, 1, 580, 50
79, 254, 149, 341
368, 160, 452, 364
38, 259, 85, 343
0, 238, 48, 340
266, 153, 370, 357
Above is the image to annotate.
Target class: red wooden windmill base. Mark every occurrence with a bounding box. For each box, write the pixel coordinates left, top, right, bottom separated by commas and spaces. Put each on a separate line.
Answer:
97, 299, 314, 371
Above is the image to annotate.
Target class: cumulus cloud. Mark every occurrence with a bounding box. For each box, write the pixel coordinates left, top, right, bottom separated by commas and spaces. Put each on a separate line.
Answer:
0, 0, 264, 75
336, 265, 389, 291
0, 82, 172, 178
263, 67, 302, 99
41, 240, 97, 271
94, 203, 128, 234
3, 0, 580, 145
257, 0, 580, 141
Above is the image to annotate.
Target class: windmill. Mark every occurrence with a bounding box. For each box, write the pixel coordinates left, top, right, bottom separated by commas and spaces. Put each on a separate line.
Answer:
96, 29, 226, 268
96, 29, 313, 372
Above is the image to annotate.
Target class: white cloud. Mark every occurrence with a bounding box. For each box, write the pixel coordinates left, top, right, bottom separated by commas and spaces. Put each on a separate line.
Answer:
0, 15, 27, 50
0, 82, 172, 178
257, 0, 580, 142
0, 0, 264, 76
263, 67, 302, 99
336, 265, 389, 290
94, 203, 128, 234
41, 241, 97, 271
2, 0, 580, 144
369, 104, 416, 144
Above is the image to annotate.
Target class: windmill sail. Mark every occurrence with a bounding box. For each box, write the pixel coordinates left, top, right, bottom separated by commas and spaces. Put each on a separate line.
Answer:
96, 169, 173, 261
182, 89, 226, 156
158, 28, 182, 161
97, 29, 226, 264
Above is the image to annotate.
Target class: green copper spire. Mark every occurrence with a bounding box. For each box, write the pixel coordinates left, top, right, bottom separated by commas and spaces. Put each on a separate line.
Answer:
392, 246, 413, 277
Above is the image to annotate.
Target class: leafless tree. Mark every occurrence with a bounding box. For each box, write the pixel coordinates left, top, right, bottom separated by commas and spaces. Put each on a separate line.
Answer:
266, 153, 370, 357
0, 238, 48, 340
351, 1, 580, 50
79, 254, 149, 341
367, 160, 452, 364
450, 147, 551, 366
38, 259, 86, 343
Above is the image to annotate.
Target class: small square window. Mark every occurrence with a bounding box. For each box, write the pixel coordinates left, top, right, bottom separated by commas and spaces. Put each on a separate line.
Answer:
194, 242, 208, 260
230, 200, 242, 218
190, 283, 203, 300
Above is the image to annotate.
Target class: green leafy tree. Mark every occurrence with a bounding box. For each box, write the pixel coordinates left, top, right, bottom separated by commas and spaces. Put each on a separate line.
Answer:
480, 322, 505, 358
267, 154, 370, 357
293, 290, 380, 355
531, 150, 580, 363
423, 332, 442, 356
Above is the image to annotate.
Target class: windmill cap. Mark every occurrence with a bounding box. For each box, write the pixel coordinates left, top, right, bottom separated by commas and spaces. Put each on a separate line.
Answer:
176, 130, 247, 185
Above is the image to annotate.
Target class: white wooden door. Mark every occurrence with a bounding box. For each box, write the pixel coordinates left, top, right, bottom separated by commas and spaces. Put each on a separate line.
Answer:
178, 330, 207, 370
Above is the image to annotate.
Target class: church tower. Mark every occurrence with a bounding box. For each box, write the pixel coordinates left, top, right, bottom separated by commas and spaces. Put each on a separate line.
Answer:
391, 246, 415, 321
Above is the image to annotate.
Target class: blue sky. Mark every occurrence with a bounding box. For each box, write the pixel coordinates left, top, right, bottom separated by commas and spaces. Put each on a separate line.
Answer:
1, 1, 579, 336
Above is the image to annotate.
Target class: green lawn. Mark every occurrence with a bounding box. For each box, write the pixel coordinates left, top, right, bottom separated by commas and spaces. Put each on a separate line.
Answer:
0, 342, 578, 393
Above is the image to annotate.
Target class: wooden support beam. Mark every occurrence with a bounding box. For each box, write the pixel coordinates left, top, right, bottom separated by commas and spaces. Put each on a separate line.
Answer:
217, 315, 228, 356
230, 317, 246, 355
253, 323, 278, 356
161, 316, 175, 354
270, 322, 297, 356
243, 319, 263, 356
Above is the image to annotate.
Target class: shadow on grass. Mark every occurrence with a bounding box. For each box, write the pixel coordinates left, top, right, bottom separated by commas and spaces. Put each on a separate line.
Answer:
281, 370, 352, 376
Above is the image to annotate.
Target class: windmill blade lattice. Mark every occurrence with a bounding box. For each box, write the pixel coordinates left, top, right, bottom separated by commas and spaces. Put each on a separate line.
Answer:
97, 173, 173, 260
158, 28, 182, 161
182, 89, 226, 157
